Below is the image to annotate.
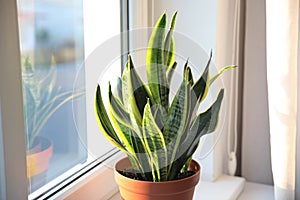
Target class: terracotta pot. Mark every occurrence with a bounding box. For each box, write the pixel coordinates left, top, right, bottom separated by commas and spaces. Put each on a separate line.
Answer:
26, 137, 53, 178
115, 157, 200, 200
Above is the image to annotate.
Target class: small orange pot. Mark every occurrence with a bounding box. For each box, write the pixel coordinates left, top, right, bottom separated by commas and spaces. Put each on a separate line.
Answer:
115, 157, 200, 200
26, 137, 53, 178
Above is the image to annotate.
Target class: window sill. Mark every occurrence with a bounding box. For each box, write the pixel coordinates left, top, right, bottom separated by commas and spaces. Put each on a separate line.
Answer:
58, 151, 275, 200
111, 178, 275, 200
238, 182, 274, 200
109, 175, 245, 200
52, 150, 122, 200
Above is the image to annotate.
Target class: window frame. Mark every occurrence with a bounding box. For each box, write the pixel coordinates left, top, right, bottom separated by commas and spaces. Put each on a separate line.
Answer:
0, 0, 28, 199
0, 0, 131, 199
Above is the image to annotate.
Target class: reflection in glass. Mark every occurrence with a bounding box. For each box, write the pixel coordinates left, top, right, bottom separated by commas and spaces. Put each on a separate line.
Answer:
17, 0, 87, 193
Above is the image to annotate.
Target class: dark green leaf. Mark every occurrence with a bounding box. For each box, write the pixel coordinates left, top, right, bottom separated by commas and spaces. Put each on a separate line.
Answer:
169, 89, 224, 179
142, 100, 167, 181
186, 89, 224, 157
95, 85, 126, 151
166, 61, 177, 84
128, 55, 152, 121
191, 50, 212, 101
163, 75, 191, 178
146, 13, 169, 110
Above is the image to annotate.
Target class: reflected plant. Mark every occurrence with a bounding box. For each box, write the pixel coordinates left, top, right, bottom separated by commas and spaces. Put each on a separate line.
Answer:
21, 56, 84, 150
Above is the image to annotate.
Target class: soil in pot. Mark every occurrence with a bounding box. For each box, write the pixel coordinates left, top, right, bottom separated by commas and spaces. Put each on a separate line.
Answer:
115, 157, 201, 200
118, 168, 195, 181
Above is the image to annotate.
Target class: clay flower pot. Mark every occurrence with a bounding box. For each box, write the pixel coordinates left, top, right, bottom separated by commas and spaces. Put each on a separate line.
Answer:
115, 157, 201, 200
26, 137, 53, 178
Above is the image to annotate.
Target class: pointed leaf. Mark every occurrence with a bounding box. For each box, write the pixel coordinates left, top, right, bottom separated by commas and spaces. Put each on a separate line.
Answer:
146, 13, 168, 110
117, 77, 123, 103
191, 50, 212, 101
166, 61, 177, 84
108, 83, 131, 126
169, 89, 224, 179
128, 55, 152, 122
164, 12, 177, 68
163, 76, 191, 178
121, 59, 130, 108
142, 100, 167, 181
121, 57, 143, 130
184, 60, 194, 85
187, 89, 224, 157
209, 65, 237, 85
108, 105, 144, 173
95, 85, 126, 151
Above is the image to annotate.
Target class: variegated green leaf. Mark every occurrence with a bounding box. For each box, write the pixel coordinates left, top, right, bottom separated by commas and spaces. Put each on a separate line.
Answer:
117, 77, 123, 103
142, 100, 167, 181
165, 38, 175, 68
187, 89, 224, 157
95, 85, 126, 151
121, 59, 130, 109
128, 55, 152, 123
184, 60, 194, 85
163, 73, 191, 178
108, 82, 153, 179
121, 57, 143, 131
164, 12, 177, 69
175, 64, 195, 150
108, 83, 134, 150
108, 83, 131, 126
191, 50, 212, 102
121, 59, 152, 178
108, 104, 145, 176
109, 114, 140, 170
209, 65, 237, 86
131, 130, 154, 181
146, 13, 169, 110
166, 61, 177, 84
168, 89, 224, 179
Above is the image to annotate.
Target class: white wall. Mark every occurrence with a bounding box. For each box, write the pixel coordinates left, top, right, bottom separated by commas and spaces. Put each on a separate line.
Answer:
242, 0, 273, 185
153, 0, 217, 57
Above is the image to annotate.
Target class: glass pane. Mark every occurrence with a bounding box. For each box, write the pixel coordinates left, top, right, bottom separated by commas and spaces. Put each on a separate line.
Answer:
16, 0, 121, 196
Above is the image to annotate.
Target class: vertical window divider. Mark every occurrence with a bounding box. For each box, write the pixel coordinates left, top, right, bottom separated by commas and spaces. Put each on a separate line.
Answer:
0, 0, 29, 199
120, 0, 130, 72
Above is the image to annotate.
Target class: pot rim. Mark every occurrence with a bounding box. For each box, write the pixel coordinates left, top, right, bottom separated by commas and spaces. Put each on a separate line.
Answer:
27, 136, 53, 154
114, 157, 200, 184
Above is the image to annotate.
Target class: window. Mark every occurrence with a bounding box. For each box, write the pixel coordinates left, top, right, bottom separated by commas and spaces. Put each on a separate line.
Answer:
12, 0, 123, 198
18, 0, 87, 194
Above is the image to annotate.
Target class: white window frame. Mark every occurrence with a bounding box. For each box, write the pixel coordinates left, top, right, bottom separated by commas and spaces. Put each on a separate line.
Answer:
0, 0, 28, 199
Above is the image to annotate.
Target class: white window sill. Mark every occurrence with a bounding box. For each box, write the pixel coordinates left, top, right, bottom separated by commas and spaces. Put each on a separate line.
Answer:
109, 177, 275, 200
109, 175, 245, 200
238, 182, 274, 200
56, 149, 273, 200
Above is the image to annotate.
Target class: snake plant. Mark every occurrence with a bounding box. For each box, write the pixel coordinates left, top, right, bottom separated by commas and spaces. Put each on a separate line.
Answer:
95, 12, 235, 182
